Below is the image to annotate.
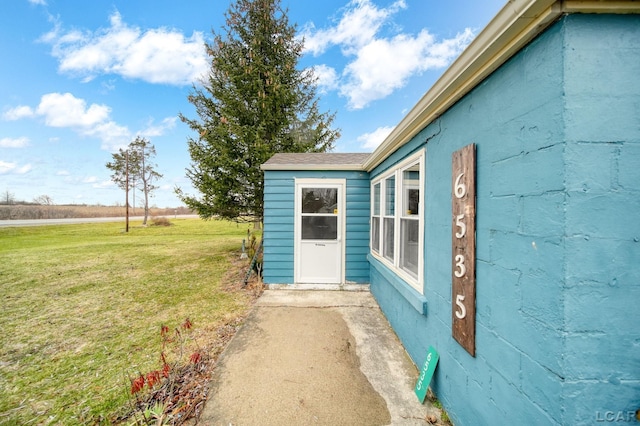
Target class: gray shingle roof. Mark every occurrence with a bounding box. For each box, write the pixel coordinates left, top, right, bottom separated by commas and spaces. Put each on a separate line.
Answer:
261, 152, 371, 171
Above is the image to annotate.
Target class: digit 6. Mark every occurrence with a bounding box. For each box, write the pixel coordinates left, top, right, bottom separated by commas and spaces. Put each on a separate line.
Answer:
454, 173, 466, 199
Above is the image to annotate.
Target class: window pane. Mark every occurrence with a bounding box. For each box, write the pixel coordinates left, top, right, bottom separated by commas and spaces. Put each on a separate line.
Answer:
302, 188, 338, 213
371, 216, 380, 253
383, 217, 394, 261
403, 164, 420, 216
301, 216, 338, 240
400, 218, 419, 277
373, 183, 380, 216
385, 176, 395, 216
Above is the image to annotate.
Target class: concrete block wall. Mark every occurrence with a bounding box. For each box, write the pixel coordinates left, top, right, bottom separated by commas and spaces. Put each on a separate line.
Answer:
371, 14, 640, 425
561, 14, 640, 424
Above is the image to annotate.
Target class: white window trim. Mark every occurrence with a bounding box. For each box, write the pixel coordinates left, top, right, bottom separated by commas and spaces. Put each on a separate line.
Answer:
370, 149, 425, 293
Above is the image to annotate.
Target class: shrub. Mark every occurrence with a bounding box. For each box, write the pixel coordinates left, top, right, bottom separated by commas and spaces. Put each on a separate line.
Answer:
151, 216, 172, 227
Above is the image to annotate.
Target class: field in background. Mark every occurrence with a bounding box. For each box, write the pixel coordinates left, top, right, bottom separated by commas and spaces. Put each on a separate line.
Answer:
0, 218, 260, 424
0, 204, 194, 220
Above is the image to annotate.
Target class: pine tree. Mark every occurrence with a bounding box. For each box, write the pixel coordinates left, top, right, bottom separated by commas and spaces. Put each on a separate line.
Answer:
177, 0, 340, 222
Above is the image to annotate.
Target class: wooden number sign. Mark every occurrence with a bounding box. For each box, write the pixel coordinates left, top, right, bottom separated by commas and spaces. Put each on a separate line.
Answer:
451, 144, 476, 357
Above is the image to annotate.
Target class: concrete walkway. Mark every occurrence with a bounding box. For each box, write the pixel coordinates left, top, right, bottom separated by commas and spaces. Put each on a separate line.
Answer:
198, 290, 445, 425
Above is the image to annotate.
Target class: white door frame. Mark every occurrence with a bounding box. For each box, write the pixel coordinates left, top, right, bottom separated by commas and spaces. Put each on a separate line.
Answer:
294, 178, 346, 284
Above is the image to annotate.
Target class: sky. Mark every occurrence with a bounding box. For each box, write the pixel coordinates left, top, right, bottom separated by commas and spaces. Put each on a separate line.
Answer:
1, 0, 506, 208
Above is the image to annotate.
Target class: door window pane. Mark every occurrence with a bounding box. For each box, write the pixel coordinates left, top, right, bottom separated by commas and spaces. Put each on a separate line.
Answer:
302, 188, 337, 213
301, 216, 338, 240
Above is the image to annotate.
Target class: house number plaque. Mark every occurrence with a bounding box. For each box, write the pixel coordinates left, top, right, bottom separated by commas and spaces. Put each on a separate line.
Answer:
451, 143, 476, 357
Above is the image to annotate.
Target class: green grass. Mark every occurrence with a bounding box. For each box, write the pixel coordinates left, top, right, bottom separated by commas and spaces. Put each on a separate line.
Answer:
0, 218, 256, 425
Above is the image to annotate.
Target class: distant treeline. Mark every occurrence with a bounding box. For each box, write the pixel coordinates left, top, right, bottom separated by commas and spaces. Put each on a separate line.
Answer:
0, 204, 194, 220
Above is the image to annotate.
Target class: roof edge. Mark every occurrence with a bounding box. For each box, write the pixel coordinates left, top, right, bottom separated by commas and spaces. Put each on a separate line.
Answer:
363, 0, 640, 172
261, 163, 366, 171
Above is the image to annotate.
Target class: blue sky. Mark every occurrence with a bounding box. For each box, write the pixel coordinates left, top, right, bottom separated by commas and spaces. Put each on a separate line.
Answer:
1, 0, 505, 207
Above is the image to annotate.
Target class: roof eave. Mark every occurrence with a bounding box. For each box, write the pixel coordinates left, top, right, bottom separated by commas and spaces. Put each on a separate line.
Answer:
364, 0, 571, 172
364, 0, 640, 172
261, 163, 367, 171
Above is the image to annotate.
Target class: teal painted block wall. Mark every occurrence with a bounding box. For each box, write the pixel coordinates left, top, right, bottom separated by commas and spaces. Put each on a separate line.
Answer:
263, 170, 370, 284
369, 14, 640, 425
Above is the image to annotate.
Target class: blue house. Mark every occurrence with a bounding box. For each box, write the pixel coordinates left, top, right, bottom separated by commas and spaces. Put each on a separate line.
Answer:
261, 1, 640, 424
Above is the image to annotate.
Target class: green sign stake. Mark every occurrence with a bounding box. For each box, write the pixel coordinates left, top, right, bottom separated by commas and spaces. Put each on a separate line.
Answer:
414, 346, 439, 403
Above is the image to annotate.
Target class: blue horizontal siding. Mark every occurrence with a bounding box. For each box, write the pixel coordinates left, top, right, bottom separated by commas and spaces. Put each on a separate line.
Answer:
262, 253, 293, 263
263, 171, 296, 284
263, 168, 370, 284
263, 216, 294, 225
346, 200, 369, 211
345, 223, 369, 232
345, 174, 370, 283
263, 203, 294, 210
265, 230, 293, 243
264, 193, 294, 203
345, 192, 369, 202
345, 230, 369, 241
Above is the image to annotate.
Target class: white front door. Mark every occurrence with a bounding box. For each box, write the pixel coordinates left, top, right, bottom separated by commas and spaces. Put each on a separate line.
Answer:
295, 179, 345, 284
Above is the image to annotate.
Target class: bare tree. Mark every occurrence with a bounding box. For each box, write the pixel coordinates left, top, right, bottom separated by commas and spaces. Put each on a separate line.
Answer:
106, 137, 163, 225
2, 190, 16, 205
33, 195, 54, 205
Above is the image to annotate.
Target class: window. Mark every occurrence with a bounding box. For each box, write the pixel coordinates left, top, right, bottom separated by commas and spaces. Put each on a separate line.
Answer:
383, 175, 395, 262
400, 165, 419, 278
370, 150, 424, 291
301, 188, 338, 240
371, 183, 380, 252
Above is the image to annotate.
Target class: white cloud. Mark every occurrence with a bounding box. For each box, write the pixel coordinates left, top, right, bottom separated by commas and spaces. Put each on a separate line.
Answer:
341, 29, 474, 109
36, 92, 110, 128
300, 0, 475, 110
18, 164, 33, 173
3, 105, 35, 121
7, 92, 176, 152
83, 120, 131, 151
0, 137, 30, 148
139, 117, 177, 138
312, 65, 339, 93
30, 92, 130, 150
302, 0, 406, 56
28, 0, 47, 5
41, 11, 208, 85
357, 125, 394, 150
0, 161, 32, 175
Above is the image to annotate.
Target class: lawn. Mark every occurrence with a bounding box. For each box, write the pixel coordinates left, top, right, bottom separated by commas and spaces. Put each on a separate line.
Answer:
0, 218, 259, 425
